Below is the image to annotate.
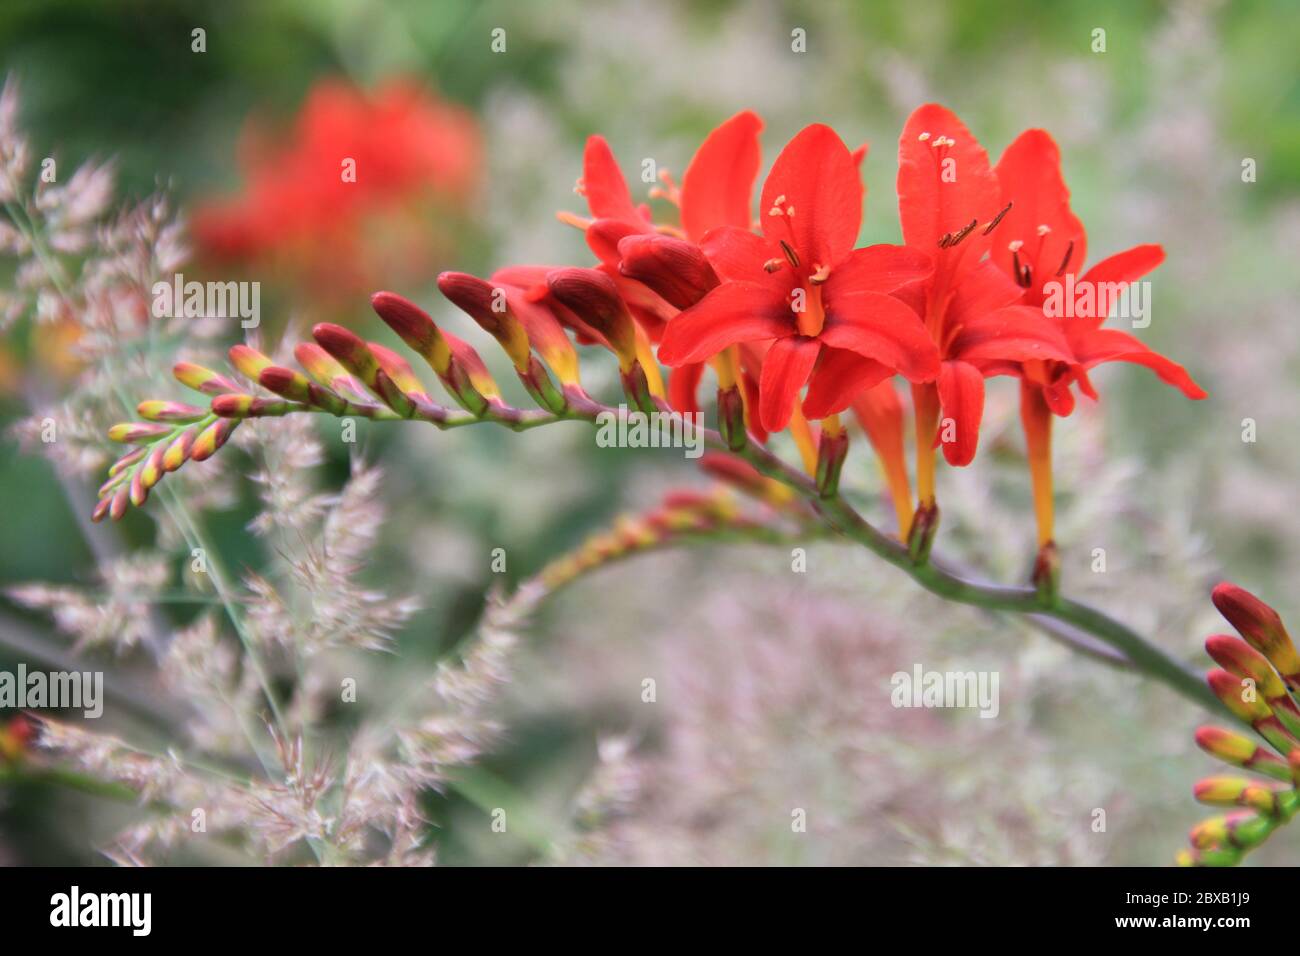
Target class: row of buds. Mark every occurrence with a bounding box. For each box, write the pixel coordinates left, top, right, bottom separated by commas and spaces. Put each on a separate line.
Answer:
1181, 583, 1300, 866
539, 489, 758, 591
96, 362, 250, 520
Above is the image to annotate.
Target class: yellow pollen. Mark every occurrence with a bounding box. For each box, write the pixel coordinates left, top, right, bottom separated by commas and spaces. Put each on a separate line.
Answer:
786, 205, 795, 216
773, 194, 787, 205
918, 132, 931, 142
809, 263, 831, 284
1008, 239, 1024, 252
768, 206, 783, 217
1036, 224, 1051, 236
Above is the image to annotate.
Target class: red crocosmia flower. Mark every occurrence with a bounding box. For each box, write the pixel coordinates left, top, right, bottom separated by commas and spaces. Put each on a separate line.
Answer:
658, 124, 938, 434
894, 104, 1074, 516
577, 112, 767, 416
194, 78, 480, 304
989, 128, 1207, 547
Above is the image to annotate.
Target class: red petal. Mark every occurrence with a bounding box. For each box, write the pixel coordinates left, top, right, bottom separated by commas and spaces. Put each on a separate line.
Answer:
991, 129, 1087, 299
1077, 244, 1165, 328
582, 135, 644, 223
817, 292, 940, 383
760, 124, 861, 267
802, 347, 892, 420
946, 259, 1027, 329
699, 225, 783, 284
898, 104, 1000, 273
657, 281, 790, 365
936, 360, 985, 466
680, 110, 763, 242
1069, 327, 1207, 399
758, 335, 821, 432
827, 243, 933, 295
587, 217, 650, 266
950, 305, 1074, 365
667, 361, 706, 415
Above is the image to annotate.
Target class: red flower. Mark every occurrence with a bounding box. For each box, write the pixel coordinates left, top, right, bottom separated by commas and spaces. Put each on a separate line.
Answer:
194, 78, 480, 302
988, 128, 1206, 546
895, 104, 1075, 496
571, 112, 768, 420
658, 123, 938, 434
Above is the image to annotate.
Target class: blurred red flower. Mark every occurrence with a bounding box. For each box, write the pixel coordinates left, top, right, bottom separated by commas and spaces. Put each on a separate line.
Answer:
193, 78, 481, 303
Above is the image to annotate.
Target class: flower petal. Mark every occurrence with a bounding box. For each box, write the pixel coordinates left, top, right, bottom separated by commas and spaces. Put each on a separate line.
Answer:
950, 305, 1074, 365
680, 110, 764, 241
991, 129, 1087, 301
657, 281, 789, 366
826, 243, 934, 295
699, 225, 783, 284
667, 360, 706, 415
1069, 327, 1207, 399
582, 135, 645, 223
898, 104, 1000, 272
1077, 244, 1165, 328
802, 347, 892, 420
936, 359, 985, 466
760, 124, 861, 266
758, 335, 821, 433
817, 291, 940, 383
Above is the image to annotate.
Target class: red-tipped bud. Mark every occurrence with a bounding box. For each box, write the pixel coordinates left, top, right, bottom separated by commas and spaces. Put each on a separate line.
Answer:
617, 234, 718, 310
1212, 583, 1298, 680
1207, 668, 1273, 723
108, 447, 146, 477
545, 267, 637, 368
699, 452, 796, 508
293, 343, 367, 401
1206, 635, 1287, 699
437, 272, 532, 370
312, 323, 380, 386
107, 422, 172, 444
190, 418, 238, 462
1195, 726, 1291, 780
228, 344, 274, 383
1193, 776, 1280, 814
136, 400, 207, 423
369, 343, 429, 400
173, 361, 238, 395
371, 291, 452, 374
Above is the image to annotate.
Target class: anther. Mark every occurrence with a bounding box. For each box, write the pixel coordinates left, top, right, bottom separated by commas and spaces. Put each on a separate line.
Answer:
763, 258, 783, 273
1055, 240, 1075, 277
982, 202, 1012, 235
779, 240, 800, 268
809, 264, 831, 285
1036, 223, 1051, 236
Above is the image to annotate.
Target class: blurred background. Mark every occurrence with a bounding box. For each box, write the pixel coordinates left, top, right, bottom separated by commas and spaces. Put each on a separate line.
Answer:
1, 0, 1297, 864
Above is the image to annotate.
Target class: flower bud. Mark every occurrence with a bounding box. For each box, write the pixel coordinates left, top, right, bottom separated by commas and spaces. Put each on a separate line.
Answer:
437, 272, 532, 370
617, 234, 718, 310
228, 344, 274, 383
370, 291, 452, 376
1205, 635, 1288, 700
1195, 726, 1290, 780
108, 422, 172, 444
1193, 776, 1279, 814
136, 400, 206, 423
1212, 583, 1299, 681
173, 361, 238, 395
545, 267, 637, 369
